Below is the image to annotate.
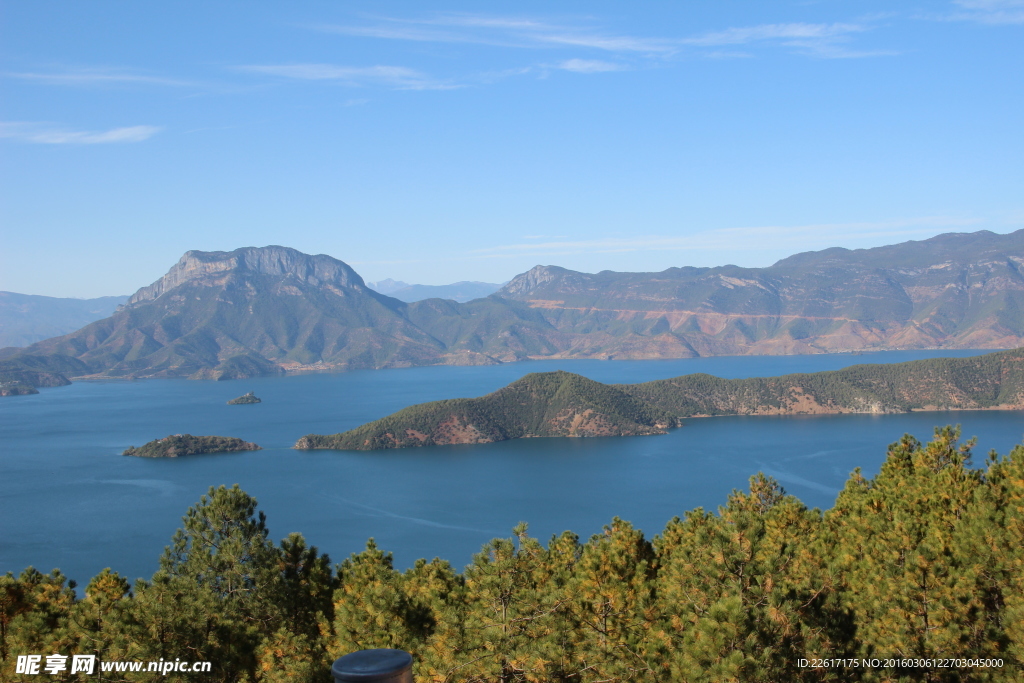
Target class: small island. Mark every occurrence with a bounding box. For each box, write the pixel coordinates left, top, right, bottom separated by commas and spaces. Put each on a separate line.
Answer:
123, 434, 261, 458
227, 391, 261, 405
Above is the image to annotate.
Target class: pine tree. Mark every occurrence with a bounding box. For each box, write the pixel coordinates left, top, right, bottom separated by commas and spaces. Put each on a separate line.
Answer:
0, 568, 77, 682
276, 533, 335, 644
827, 427, 993, 681
564, 518, 657, 682
66, 568, 133, 676
332, 539, 415, 656
0, 572, 29, 663
977, 443, 1024, 671
255, 627, 323, 683
127, 484, 283, 682
653, 475, 834, 682
403, 557, 465, 682
440, 524, 553, 682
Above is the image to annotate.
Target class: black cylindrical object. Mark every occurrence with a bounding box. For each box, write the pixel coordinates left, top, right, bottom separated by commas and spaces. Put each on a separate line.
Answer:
331, 649, 413, 683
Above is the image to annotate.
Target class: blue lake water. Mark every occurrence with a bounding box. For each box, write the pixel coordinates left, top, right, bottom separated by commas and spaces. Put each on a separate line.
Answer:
1, 349, 1022, 586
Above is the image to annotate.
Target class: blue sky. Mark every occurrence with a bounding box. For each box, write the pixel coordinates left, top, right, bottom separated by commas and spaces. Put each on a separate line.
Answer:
1, 1, 1022, 297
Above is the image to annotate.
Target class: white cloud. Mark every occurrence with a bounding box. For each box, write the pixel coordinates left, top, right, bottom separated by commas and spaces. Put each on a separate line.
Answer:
556, 59, 624, 73
682, 21, 897, 59
316, 24, 486, 45
470, 217, 984, 259
684, 22, 867, 46
702, 51, 754, 60
316, 13, 896, 65
314, 14, 676, 55
6, 67, 193, 87
531, 31, 672, 53
947, 0, 1024, 24
0, 122, 162, 144
237, 64, 458, 90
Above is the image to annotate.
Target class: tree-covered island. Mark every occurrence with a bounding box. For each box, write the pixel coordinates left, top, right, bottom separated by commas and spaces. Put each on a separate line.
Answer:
227, 391, 261, 405
122, 434, 261, 458
296, 347, 1024, 450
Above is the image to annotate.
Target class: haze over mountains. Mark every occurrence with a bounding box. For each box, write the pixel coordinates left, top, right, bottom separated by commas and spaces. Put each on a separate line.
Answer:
1, 229, 1022, 385
0, 280, 500, 349
366, 279, 502, 303
0, 292, 129, 348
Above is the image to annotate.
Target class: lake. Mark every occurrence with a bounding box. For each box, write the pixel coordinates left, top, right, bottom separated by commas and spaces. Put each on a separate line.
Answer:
2, 349, 1022, 586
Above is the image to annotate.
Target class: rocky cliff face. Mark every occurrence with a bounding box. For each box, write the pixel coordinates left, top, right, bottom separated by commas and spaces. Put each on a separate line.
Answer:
5, 246, 461, 380
126, 246, 366, 306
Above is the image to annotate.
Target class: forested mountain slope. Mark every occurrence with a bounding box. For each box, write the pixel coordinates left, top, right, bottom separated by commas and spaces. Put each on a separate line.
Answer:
298, 347, 1024, 450
295, 371, 679, 450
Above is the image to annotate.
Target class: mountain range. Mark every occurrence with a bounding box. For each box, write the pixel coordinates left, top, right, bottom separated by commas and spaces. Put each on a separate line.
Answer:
0, 292, 129, 348
1, 229, 1022, 387
366, 279, 502, 303
296, 347, 1024, 450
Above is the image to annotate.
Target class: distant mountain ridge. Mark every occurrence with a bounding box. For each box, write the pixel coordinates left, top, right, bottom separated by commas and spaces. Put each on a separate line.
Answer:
1, 231, 1022, 387
0, 246, 481, 380
0, 292, 129, 348
296, 347, 1024, 450
496, 229, 1024, 358
367, 280, 502, 303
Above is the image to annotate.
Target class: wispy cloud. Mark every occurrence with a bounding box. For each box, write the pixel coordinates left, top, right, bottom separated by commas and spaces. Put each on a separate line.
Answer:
0, 122, 162, 144
236, 64, 458, 90
313, 12, 897, 63
6, 67, 194, 87
945, 0, 1024, 24
682, 21, 897, 59
313, 14, 676, 55
555, 59, 624, 73
470, 217, 983, 259
683, 22, 867, 46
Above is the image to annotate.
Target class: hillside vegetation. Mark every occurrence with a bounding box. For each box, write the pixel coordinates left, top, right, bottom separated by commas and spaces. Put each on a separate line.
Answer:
3, 428, 1023, 681
0, 354, 87, 392
298, 348, 1024, 450
295, 371, 677, 450
625, 346, 1024, 416
122, 434, 261, 458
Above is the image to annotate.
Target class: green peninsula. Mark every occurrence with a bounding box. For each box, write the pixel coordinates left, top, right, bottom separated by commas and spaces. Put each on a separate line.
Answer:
295, 371, 678, 450
0, 381, 39, 396
296, 347, 1024, 450
124, 434, 261, 458
0, 355, 78, 396
227, 391, 261, 405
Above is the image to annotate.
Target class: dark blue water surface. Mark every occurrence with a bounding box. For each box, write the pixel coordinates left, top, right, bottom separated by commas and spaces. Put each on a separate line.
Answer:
2, 349, 1022, 585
